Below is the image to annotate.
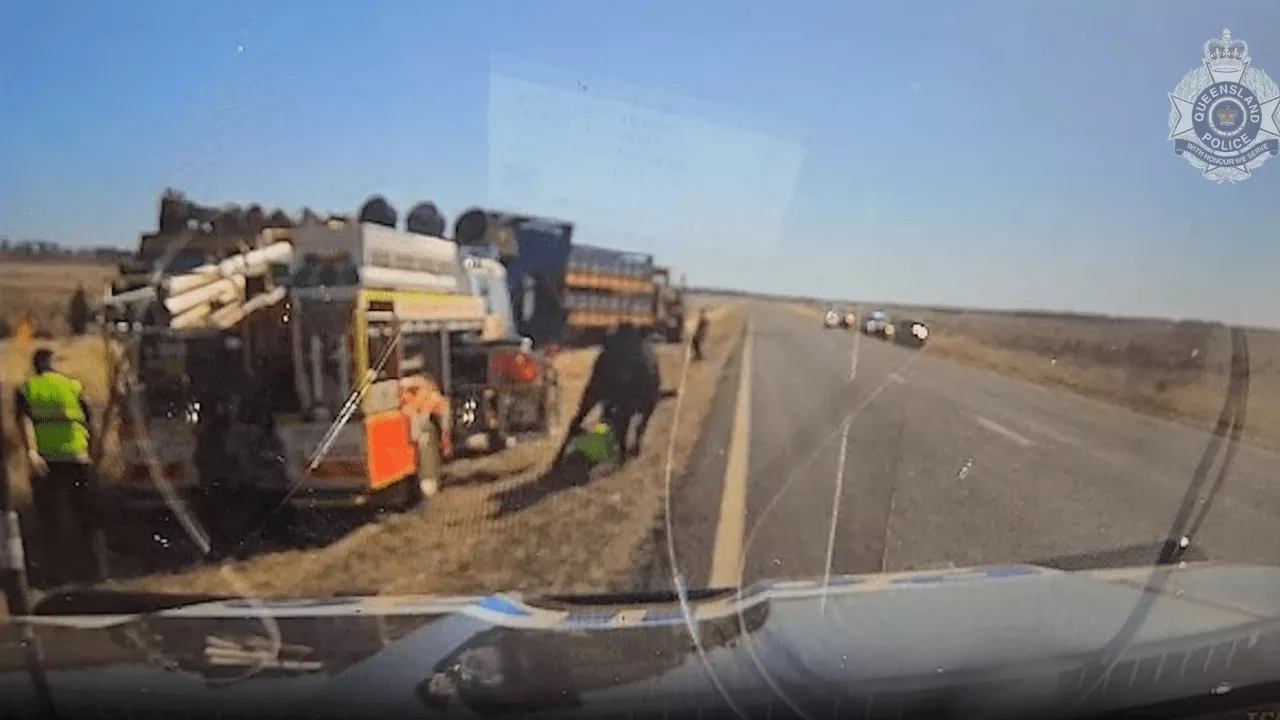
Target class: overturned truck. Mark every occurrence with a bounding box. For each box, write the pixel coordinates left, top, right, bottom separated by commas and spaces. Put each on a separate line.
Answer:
103, 195, 564, 519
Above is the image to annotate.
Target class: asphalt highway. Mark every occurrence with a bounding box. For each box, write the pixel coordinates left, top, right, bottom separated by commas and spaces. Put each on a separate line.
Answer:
655, 301, 1280, 591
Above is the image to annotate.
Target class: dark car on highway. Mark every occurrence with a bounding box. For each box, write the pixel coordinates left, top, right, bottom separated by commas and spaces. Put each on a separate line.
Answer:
895, 318, 929, 348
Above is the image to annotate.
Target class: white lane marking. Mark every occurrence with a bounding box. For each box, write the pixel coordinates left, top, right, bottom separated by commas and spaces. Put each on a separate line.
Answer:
1016, 416, 1086, 450
708, 321, 753, 588
821, 416, 853, 612
878, 490, 898, 572
849, 329, 861, 381
975, 416, 1035, 447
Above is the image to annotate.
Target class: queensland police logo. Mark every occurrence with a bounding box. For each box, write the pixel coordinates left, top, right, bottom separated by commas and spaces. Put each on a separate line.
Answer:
1169, 30, 1280, 183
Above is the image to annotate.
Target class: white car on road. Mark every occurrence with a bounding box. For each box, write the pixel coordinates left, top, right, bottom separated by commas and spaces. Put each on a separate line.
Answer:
863, 310, 895, 339
823, 307, 857, 329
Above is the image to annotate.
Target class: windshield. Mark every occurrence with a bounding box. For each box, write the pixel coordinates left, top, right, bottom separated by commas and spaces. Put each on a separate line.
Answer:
3, 2, 1280, 713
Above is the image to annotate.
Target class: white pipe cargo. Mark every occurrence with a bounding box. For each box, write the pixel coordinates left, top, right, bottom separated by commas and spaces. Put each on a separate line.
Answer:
240, 286, 287, 317
211, 304, 246, 329
171, 303, 213, 330
360, 265, 459, 293
163, 242, 291, 294
218, 241, 292, 275
217, 284, 242, 305
209, 285, 285, 330
165, 277, 245, 316
159, 242, 291, 293
164, 260, 273, 295
164, 272, 221, 295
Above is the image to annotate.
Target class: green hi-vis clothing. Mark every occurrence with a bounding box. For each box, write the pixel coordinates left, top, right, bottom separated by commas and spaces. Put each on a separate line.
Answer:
20, 371, 90, 462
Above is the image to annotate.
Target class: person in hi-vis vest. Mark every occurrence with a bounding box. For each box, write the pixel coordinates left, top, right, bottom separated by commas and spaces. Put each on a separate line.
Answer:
14, 347, 107, 585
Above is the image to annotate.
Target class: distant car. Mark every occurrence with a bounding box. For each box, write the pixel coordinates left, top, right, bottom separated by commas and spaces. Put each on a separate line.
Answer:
895, 319, 929, 348
862, 310, 895, 340
824, 307, 857, 329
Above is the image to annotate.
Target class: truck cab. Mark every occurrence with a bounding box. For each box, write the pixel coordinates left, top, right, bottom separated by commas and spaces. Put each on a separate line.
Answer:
454, 208, 574, 350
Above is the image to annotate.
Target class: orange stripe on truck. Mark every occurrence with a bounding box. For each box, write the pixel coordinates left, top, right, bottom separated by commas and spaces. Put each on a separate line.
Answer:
365, 411, 416, 489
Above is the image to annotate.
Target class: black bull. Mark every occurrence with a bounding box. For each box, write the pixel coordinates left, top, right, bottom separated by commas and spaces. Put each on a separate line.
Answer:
554, 324, 667, 465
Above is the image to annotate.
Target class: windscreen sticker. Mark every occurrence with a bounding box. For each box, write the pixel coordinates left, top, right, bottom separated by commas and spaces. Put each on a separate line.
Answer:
982, 564, 1043, 579
640, 608, 691, 626
886, 564, 1042, 586
474, 595, 532, 617
562, 610, 622, 627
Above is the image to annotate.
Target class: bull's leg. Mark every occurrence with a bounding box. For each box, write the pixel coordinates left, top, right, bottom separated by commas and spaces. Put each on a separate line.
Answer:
631, 403, 656, 458
622, 409, 637, 458
606, 399, 632, 461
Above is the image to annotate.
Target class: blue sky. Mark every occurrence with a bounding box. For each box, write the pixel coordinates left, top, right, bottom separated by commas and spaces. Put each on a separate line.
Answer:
3, 1, 1279, 325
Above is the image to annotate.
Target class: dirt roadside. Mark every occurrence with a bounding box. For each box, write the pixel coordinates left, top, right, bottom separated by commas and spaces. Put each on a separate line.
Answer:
102, 304, 745, 598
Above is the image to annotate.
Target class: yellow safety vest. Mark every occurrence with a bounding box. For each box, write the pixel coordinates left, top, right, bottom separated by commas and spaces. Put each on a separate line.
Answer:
19, 371, 90, 462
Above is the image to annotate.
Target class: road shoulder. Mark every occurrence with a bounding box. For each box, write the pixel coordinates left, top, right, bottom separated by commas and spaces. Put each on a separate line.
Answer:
634, 315, 749, 591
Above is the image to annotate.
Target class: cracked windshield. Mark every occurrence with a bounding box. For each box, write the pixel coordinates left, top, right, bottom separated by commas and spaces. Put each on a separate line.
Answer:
3, 1, 1280, 711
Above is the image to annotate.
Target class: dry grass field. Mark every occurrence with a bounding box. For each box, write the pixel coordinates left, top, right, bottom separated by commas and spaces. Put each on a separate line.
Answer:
0, 261, 117, 337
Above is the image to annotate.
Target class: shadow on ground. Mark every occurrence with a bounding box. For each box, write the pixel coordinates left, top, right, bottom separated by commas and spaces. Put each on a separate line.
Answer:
488, 453, 611, 519
22, 496, 378, 591
442, 465, 536, 490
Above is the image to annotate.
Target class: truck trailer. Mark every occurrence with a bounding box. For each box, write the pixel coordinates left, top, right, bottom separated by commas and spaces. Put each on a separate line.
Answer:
562, 244, 657, 343
452, 209, 685, 345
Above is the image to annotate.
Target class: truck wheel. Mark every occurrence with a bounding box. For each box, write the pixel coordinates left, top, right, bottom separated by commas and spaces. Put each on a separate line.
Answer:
402, 421, 442, 511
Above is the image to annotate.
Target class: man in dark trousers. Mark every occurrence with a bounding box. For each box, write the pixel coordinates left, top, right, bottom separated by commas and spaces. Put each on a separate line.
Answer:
691, 309, 710, 362
14, 348, 108, 586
